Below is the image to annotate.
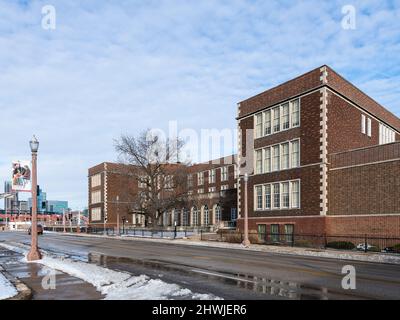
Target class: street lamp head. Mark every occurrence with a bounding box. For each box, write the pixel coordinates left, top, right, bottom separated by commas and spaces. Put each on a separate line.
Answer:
30, 135, 39, 153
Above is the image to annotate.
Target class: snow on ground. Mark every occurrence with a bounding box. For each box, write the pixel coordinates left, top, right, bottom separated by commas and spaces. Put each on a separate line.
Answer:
0, 272, 18, 300
0, 242, 221, 300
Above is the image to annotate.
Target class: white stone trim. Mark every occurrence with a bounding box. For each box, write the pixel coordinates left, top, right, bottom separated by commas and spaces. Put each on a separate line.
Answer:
320, 87, 328, 216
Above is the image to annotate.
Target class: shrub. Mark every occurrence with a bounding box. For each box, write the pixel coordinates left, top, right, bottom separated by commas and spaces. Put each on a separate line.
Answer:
224, 233, 242, 243
326, 241, 355, 250
393, 244, 400, 252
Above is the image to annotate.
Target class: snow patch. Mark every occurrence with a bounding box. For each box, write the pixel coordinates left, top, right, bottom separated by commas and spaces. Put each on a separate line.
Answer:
0, 242, 222, 300
0, 272, 18, 300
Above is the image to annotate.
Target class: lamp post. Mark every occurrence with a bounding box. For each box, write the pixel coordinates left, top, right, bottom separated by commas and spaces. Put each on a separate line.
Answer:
174, 220, 177, 239
116, 196, 120, 236
27, 135, 42, 261
242, 173, 250, 247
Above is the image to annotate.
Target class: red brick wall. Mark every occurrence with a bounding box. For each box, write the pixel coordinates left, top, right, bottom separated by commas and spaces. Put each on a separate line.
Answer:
326, 215, 400, 237
327, 91, 379, 154
328, 161, 400, 216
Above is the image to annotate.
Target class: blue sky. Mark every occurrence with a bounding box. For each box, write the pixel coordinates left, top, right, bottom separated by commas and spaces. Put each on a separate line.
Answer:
0, 0, 399, 209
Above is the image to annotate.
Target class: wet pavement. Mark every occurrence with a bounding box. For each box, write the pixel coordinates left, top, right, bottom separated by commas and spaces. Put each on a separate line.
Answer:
1, 232, 400, 300
0, 246, 103, 300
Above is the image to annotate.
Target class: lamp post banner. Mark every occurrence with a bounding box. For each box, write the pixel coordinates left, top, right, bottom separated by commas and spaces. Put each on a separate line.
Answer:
12, 160, 32, 192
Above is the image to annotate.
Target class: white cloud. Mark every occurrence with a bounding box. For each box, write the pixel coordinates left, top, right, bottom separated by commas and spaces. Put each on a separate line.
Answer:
0, 0, 399, 209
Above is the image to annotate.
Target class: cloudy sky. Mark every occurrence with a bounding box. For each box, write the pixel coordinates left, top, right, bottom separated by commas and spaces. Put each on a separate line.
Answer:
0, 0, 399, 209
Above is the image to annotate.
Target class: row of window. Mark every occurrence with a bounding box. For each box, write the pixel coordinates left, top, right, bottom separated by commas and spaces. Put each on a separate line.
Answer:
254, 180, 300, 211
255, 99, 300, 139
196, 165, 236, 186
361, 114, 372, 137
255, 140, 300, 175
258, 224, 294, 243
379, 123, 396, 145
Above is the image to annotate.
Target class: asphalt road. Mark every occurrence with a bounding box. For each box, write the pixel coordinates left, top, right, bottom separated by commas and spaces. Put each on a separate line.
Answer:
1, 231, 399, 300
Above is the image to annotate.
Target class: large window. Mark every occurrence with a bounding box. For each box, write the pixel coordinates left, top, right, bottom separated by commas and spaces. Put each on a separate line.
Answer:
221, 166, 228, 181
91, 207, 101, 221
192, 208, 199, 226
272, 145, 280, 172
281, 143, 289, 170
379, 123, 396, 145
254, 180, 301, 210
291, 99, 300, 127
209, 169, 216, 184
215, 205, 221, 223
264, 184, 271, 209
91, 190, 101, 204
256, 186, 263, 210
291, 140, 300, 167
203, 206, 209, 226
271, 224, 279, 242
255, 150, 263, 174
197, 172, 204, 186
258, 224, 266, 242
282, 103, 290, 130
255, 139, 300, 175
254, 99, 300, 139
291, 181, 300, 208
264, 110, 272, 135
285, 224, 294, 243
256, 113, 263, 138
273, 107, 280, 132
273, 183, 280, 209
91, 174, 101, 188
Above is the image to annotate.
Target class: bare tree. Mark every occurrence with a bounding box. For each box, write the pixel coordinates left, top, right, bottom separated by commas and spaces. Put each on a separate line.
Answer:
114, 130, 192, 228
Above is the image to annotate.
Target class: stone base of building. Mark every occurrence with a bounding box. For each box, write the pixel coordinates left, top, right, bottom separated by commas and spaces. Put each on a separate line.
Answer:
237, 214, 400, 238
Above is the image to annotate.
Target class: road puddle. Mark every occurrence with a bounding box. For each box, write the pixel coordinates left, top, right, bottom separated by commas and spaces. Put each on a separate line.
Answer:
86, 252, 352, 300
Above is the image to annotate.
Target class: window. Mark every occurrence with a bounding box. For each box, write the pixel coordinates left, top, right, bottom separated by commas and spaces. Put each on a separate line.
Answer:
256, 113, 263, 138
221, 167, 228, 181
91, 190, 101, 204
231, 208, 237, 221
256, 186, 263, 210
281, 182, 289, 208
91, 207, 101, 221
192, 208, 198, 226
255, 150, 263, 174
264, 184, 271, 209
273, 107, 280, 132
209, 187, 216, 193
291, 140, 300, 167
282, 103, 290, 130
164, 175, 173, 189
379, 123, 395, 145
138, 176, 147, 188
203, 206, 209, 226
183, 209, 189, 226
272, 145, 280, 171
273, 183, 280, 209
209, 169, 216, 184
221, 185, 229, 191
197, 172, 204, 185
291, 181, 300, 208
281, 143, 289, 170
91, 174, 101, 188
198, 188, 204, 194
367, 118, 372, 137
271, 224, 279, 242
264, 110, 272, 135
187, 175, 193, 188
361, 114, 366, 134
234, 165, 238, 179
215, 205, 221, 223
291, 99, 300, 127
258, 224, 266, 242
284, 224, 294, 243
264, 147, 271, 173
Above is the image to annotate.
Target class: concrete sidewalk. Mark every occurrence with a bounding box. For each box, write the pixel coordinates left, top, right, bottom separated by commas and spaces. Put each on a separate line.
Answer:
44, 231, 400, 265
0, 246, 103, 300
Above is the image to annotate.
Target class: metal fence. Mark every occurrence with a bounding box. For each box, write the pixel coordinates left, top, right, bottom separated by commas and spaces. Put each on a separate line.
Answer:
200, 230, 400, 253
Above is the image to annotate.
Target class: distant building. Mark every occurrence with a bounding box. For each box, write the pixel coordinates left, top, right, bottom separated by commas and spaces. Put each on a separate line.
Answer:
47, 200, 69, 214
